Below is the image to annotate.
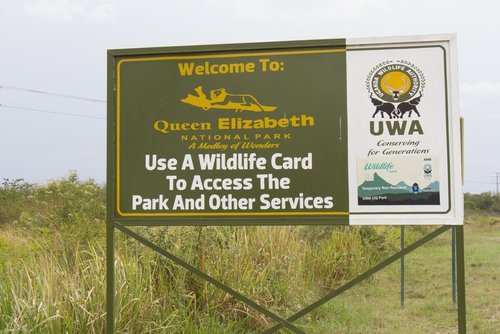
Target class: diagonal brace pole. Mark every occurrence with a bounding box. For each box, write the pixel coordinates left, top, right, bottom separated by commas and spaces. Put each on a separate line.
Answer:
114, 222, 306, 334
264, 225, 451, 334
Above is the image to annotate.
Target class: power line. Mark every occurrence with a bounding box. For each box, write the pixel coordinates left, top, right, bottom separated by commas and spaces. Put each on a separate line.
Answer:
0, 104, 105, 120
0, 85, 106, 103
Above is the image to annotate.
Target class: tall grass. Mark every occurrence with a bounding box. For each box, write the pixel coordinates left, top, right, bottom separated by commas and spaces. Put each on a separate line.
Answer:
0, 228, 394, 333
0, 174, 427, 332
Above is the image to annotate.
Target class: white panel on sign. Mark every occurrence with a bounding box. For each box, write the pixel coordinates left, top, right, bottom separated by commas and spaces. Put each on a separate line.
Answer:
346, 35, 463, 225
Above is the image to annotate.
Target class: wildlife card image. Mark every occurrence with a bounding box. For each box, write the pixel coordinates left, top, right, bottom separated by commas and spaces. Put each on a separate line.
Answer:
357, 156, 440, 206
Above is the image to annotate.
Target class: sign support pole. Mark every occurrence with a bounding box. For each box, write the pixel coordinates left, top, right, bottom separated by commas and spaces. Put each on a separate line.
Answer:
106, 51, 115, 334
401, 225, 405, 308
456, 225, 466, 333
106, 222, 115, 334
452, 226, 457, 304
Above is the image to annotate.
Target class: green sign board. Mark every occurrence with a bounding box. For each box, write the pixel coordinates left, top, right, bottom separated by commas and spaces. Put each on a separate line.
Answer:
106, 36, 466, 334
108, 36, 463, 225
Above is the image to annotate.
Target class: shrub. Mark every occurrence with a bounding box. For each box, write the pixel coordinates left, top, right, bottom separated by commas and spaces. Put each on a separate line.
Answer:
464, 192, 500, 215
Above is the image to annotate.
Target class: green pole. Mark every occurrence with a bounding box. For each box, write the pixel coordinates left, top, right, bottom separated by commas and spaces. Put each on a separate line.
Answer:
452, 226, 457, 304
401, 225, 405, 308
106, 52, 116, 334
456, 225, 466, 333
106, 222, 114, 334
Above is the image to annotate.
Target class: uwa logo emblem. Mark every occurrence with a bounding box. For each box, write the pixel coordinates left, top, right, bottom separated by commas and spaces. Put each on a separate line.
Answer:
366, 60, 426, 136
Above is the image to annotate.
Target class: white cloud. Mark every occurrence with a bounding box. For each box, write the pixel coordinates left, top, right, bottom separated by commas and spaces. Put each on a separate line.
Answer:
460, 80, 500, 96
223, 0, 389, 22
23, 0, 115, 22
24, 0, 84, 21
86, 3, 115, 22
459, 99, 471, 110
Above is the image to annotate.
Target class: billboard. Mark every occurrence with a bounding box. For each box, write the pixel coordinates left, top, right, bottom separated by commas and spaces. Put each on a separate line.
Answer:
107, 35, 463, 225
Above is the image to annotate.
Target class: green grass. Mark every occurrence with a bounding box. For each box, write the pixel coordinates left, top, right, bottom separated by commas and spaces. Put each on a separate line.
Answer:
1, 225, 496, 333
304, 225, 500, 333
0, 176, 498, 333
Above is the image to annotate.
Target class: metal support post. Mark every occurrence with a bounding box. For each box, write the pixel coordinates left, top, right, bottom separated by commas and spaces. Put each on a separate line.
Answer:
456, 225, 466, 333
106, 222, 115, 334
452, 226, 457, 304
401, 225, 405, 308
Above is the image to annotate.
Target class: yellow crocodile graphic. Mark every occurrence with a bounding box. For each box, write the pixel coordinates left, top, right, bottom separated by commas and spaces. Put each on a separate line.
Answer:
181, 86, 277, 113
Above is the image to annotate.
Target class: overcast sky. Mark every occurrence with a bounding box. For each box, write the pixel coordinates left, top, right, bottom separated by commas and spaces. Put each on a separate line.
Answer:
0, 0, 499, 193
